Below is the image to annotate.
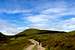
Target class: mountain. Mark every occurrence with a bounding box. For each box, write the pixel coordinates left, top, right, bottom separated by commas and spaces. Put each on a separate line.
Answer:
17, 28, 40, 36
0, 29, 75, 50
16, 29, 75, 50
17, 28, 66, 36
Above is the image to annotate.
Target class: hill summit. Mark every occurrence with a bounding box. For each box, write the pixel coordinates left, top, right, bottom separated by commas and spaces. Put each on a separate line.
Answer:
17, 28, 66, 36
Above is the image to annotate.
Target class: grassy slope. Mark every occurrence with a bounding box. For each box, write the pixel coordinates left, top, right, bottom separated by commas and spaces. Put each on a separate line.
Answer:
30, 31, 75, 50
0, 29, 75, 50
0, 36, 32, 50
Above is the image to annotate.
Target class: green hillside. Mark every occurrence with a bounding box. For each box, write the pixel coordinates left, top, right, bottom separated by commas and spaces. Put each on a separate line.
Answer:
0, 28, 75, 50
17, 28, 40, 36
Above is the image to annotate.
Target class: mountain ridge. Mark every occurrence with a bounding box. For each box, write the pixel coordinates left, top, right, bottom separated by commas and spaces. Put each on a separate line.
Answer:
17, 28, 66, 36
0, 28, 75, 50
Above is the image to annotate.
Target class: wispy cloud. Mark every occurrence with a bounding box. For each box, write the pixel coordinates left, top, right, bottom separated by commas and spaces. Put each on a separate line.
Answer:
24, 2, 75, 32
0, 9, 31, 14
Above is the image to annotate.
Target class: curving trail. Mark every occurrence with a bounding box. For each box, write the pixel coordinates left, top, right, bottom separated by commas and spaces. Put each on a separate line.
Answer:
24, 39, 45, 50
25, 45, 35, 50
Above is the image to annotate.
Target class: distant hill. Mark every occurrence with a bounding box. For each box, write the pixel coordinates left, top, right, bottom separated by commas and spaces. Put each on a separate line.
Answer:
17, 28, 41, 36
17, 28, 66, 36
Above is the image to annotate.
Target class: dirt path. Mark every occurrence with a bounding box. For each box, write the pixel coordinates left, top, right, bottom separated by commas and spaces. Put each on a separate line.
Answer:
24, 39, 45, 50
25, 45, 35, 50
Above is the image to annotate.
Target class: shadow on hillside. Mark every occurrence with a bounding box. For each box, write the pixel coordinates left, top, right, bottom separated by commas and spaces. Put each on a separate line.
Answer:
38, 30, 66, 34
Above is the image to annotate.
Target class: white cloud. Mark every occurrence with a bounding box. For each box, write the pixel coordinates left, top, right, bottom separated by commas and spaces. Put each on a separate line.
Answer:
0, 19, 17, 35
0, 19, 28, 35
27, 15, 50, 23
60, 18, 75, 32
41, 8, 66, 15
0, 9, 31, 14
25, 6, 75, 32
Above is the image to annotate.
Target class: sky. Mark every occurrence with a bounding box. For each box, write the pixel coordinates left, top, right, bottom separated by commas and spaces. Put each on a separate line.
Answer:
0, 0, 75, 35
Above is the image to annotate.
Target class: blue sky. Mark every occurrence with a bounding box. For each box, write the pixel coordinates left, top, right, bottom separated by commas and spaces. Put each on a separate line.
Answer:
0, 0, 75, 35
